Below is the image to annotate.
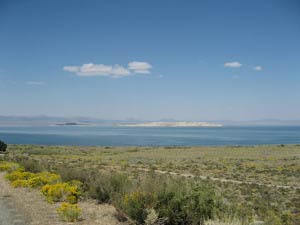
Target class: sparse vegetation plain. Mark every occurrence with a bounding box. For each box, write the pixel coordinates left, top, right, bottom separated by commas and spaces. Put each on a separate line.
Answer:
1, 144, 300, 224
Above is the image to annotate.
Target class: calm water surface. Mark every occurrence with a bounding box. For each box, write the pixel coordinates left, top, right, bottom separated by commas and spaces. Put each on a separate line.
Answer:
0, 126, 300, 146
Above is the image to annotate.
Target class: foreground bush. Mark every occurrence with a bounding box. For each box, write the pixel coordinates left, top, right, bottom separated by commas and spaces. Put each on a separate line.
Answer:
115, 175, 218, 225
155, 184, 216, 225
122, 191, 156, 223
0, 162, 21, 172
11, 156, 46, 173
56, 167, 131, 204
5, 170, 34, 182
11, 179, 30, 188
56, 202, 81, 222
41, 182, 81, 204
27, 172, 61, 188
5, 170, 61, 188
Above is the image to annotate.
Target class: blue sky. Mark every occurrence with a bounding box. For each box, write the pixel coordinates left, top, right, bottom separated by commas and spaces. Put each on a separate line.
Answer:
0, 0, 300, 121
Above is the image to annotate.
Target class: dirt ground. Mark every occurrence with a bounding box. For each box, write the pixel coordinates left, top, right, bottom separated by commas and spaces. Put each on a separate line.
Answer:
0, 173, 126, 225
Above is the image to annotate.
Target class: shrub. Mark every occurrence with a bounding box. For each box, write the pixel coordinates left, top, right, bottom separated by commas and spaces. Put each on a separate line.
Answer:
11, 179, 29, 188
185, 185, 216, 224
264, 211, 281, 225
87, 172, 130, 204
0, 162, 21, 172
94, 185, 111, 203
145, 208, 159, 225
280, 212, 294, 225
155, 183, 216, 225
122, 191, 156, 224
5, 170, 61, 189
56, 202, 81, 222
41, 182, 81, 203
155, 188, 188, 224
0, 140, 7, 153
27, 172, 61, 188
5, 171, 34, 182
14, 157, 46, 173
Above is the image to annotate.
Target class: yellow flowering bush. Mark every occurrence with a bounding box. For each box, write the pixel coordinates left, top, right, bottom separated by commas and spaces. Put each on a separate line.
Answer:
0, 162, 21, 172
41, 182, 81, 204
5, 170, 61, 188
5, 171, 34, 182
56, 202, 81, 222
27, 172, 61, 188
11, 179, 29, 188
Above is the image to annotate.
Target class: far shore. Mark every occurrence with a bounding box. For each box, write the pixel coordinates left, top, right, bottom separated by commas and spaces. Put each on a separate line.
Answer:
117, 121, 223, 127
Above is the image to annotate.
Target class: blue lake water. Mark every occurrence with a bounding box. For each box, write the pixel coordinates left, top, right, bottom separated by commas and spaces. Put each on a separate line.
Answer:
0, 126, 300, 146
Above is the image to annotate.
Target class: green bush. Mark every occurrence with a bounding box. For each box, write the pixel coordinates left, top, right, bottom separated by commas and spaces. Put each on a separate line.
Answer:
122, 191, 156, 224
155, 187, 187, 224
16, 157, 46, 173
153, 182, 217, 225
185, 185, 216, 224
60, 168, 130, 204
93, 173, 130, 204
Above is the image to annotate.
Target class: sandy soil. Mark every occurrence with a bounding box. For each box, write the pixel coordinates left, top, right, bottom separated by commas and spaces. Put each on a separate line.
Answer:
0, 172, 126, 225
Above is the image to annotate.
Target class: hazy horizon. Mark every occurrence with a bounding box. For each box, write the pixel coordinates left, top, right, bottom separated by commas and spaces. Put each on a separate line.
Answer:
1, 114, 300, 126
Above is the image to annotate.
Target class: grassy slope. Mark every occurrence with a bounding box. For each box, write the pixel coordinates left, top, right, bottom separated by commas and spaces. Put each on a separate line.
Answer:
5, 144, 300, 224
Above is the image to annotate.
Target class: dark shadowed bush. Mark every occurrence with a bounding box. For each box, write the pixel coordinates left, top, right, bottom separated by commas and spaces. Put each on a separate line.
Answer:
0, 140, 7, 153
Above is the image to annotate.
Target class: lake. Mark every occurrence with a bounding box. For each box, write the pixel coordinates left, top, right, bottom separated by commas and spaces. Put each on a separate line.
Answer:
0, 126, 300, 146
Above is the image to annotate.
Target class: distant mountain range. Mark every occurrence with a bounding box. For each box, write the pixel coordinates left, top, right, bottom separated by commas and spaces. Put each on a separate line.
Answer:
0, 115, 300, 126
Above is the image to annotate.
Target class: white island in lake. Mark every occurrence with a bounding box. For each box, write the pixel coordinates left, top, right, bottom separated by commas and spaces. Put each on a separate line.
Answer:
117, 121, 222, 127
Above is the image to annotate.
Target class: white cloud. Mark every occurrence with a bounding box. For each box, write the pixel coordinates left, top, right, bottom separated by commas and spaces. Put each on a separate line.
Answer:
63, 63, 130, 77
62, 66, 79, 73
63, 61, 152, 78
253, 66, 262, 71
26, 81, 45, 85
224, 61, 242, 68
128, 61, 152, 74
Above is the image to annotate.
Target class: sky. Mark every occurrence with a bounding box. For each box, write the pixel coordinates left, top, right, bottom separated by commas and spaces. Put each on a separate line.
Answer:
0, 0, 300, 121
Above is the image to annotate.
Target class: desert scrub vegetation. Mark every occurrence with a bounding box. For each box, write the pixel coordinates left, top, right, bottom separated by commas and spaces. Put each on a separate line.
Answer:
54, 166, 235, 225
119, 183, 217, 225
4, 144, 300, 224
0, 161, 21, 172
56, 202, 82, 222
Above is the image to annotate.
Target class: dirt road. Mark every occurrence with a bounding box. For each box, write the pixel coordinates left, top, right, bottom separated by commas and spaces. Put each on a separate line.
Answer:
0, 178, 31, 225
